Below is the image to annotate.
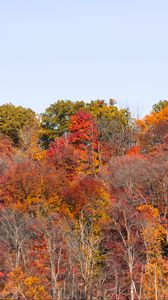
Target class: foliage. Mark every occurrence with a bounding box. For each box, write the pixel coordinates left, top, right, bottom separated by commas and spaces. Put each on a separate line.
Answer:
0, 99, 168, 299
2, 267, 51, 300
138, 205, 168, 299
137, 106, 168, 151
19, 123, 46, 160
41, 99, 132, 154
69, 110, 99, 174
152, 99, 168, 112
0, 103, 37, 146
41, 100, 85, 146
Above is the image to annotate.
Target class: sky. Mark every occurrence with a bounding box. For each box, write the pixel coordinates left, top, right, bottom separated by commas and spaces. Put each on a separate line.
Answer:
0, 0, 168, 117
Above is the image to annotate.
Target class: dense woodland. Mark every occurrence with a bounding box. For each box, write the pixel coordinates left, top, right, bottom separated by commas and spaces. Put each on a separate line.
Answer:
0, 99, 168, 300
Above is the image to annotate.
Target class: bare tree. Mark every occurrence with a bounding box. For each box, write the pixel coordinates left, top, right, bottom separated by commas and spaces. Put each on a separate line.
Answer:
66, 210, 103, 300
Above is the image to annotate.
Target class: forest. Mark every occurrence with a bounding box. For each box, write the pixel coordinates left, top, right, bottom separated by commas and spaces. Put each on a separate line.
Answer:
0, 99, 167, 300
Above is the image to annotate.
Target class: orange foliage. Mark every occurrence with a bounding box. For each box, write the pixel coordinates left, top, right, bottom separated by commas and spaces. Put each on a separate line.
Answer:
137, 106, 168, 131
2, 267, 51, 300
127, 145, 141, 156
138, 205, 168, 299
69, 110, 99, 174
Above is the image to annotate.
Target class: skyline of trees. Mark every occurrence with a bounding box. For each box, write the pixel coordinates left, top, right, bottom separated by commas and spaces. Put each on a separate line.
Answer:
0, 99, 168, 299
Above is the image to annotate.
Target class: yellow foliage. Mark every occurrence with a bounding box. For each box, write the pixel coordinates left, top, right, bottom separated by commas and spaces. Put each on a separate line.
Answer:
138, 205, 168, 299
2, 267, 51, 300
142, 258, 168, 300
138, 204, 166, 258
137, 106, 168, 133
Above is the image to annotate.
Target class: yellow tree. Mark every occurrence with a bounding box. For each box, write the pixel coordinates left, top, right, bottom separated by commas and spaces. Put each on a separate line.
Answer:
138, 204, 168, 300
2, 266, 51, 300
137, 106, 168, 152
19, 123, 46, 160
64, 177, 110, 300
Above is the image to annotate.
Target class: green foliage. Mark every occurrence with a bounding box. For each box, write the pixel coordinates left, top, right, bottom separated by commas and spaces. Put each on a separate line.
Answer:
87, 99, 130, 142
152, 99, 168, 112
0, 103, 37, 145
41, 100, 85, 147
41, 99, 130, 148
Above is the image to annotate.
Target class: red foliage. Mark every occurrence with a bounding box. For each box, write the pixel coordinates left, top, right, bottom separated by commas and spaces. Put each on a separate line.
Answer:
127, 145, 141, 156
47, 136, 80, 178
69, 110, 98, 151
63, 176, 109, 217
0, 137, 14, 157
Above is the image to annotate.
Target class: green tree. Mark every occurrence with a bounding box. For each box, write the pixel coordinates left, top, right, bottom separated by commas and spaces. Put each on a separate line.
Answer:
0, 103, 37, 146
152, 99, 168, 112
87, 99, 130, 140
41, 100, 85, 147
41, 99, 131, 150
87, 99, 132, 156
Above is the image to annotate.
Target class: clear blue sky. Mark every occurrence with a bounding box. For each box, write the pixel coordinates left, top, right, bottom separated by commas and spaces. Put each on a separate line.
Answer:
0, 0, 168, 116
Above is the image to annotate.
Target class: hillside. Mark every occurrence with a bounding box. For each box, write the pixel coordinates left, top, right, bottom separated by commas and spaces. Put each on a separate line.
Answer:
0, 99, 168, 300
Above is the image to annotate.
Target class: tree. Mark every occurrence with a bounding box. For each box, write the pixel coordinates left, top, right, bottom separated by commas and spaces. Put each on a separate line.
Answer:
87, 99, 132, 157
34, 214, 68, 300
63, 177, 109, 219
0, 156, 67, 214
137, 106, 168, 152
19, 123, 46, 160
0, 136, 14, 176
138, 205, 168, 300
47, 136, 79, 179
152, 100, 168, 112
0, 208, 30, 273
0, 103, 37, 146
66, 210, 102, 300
63, 177, 110, 300
41, 100, 85, 147
104, 199, 144, 300
2, 266, 51, 300
69, 110, 99, 175
0, 99, 168, 300
41, 99, 132, 155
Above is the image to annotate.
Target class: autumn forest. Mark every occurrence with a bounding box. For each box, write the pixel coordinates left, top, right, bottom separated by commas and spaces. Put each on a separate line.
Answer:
0, 99, 168, 300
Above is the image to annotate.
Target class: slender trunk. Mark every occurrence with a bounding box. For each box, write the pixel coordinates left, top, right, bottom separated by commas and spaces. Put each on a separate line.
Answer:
154, 266, 158, 300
